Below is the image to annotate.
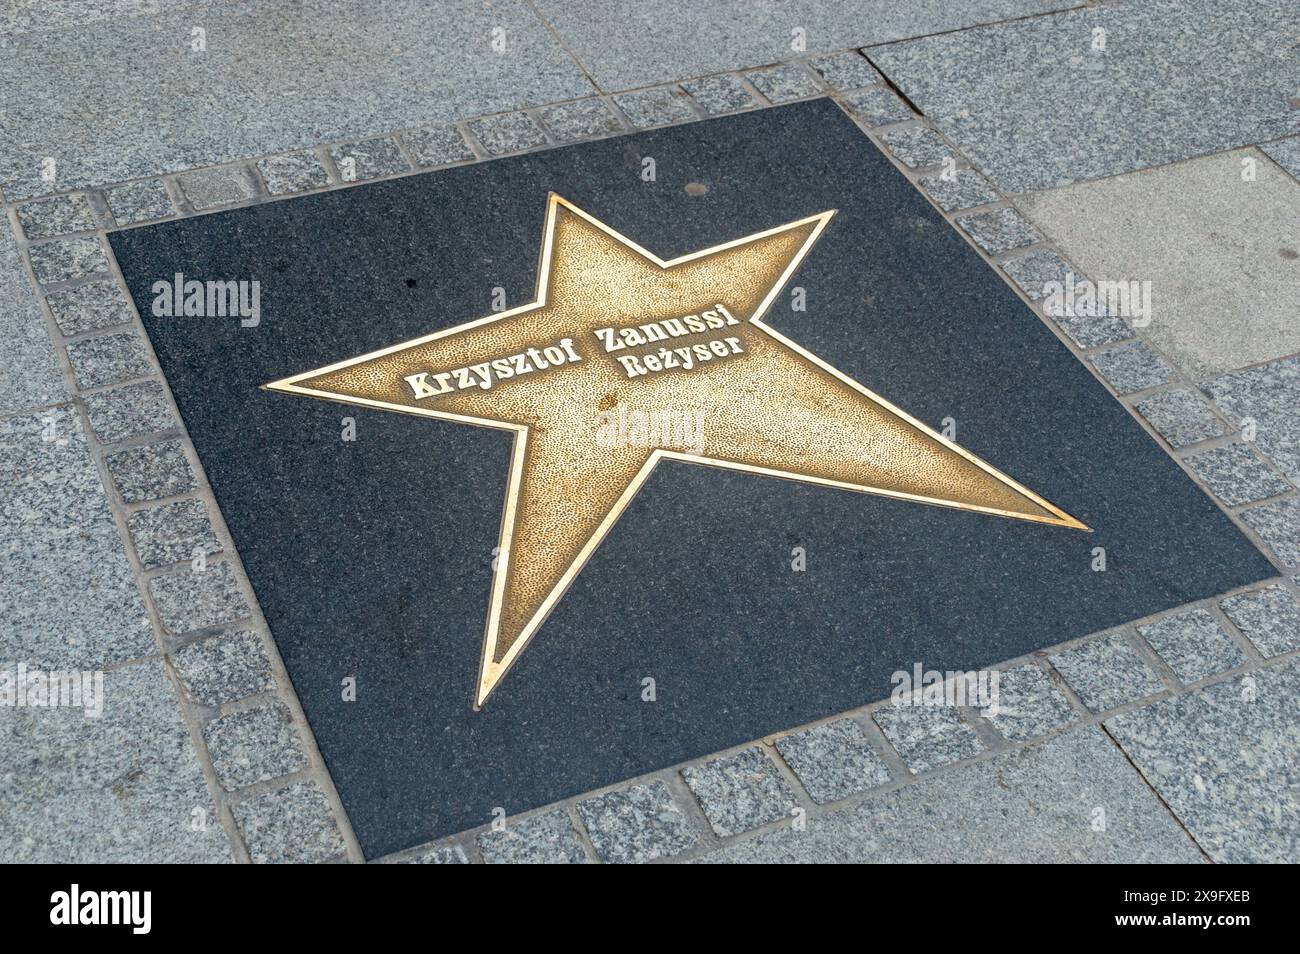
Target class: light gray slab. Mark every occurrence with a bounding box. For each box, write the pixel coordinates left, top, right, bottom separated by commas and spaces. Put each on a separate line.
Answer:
870, 0, 1300, 193
1021, 150, 1300, 380
0, 407, 154, 670
534, 0, 1077, 91
0, 659, 232, 863
1106, 658, 1300, 863
0, 0, 592, 198
697, 727, 1203, 862
0, 225, 64, 413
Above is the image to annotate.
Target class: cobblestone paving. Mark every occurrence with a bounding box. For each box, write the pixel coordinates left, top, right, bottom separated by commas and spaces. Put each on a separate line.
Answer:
2, 0, 1297, 864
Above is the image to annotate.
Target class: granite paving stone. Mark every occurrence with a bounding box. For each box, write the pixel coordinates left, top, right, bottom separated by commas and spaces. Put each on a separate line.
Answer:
171, 629, 279, 707
1239, 498, 1300, 568
1262, 136, 1300, 180
809, 51, 881, 90
329, 138, 408, 183
1137, 609, 1247, 685
1019, 150, 1300, 379
774, 719, 890, 804
0, 660, 232, 863
920, 167, 999, 213
613, 87, 698, 128
682, 74, 756, 115
400, 844, 469, 864
1106, 658, 1300, 864
203, 702, 305, 791
577, 781, 698, 864
44, 279, 135, 336
955, 207, 1041, 254
1135, 389, 1230, 449
27, 236, 107, 286
477, 810, 587, 864
699, 728, 1202, 863
0, 224, 64, 412
746, 64, 821, 104
1220, 585, 1300, 657
1184, 443, 1291, 508
872, 703, 983, 772
469, 112, 548, 156
982, 664, 1076, 742
81, 380, 175, 444
1089, 342, 1175, 395
127, 499, 218, 570
1050, 310, 1133, 351
999, 249, 1073, 301
681, 747, 797, 835
230, 781, 346, 864
65, 331, 153, 389
0, 0, 592, 198
256, 152, 331, 195
879, 126, 953, 170
535, 0, 1076, 90
176, 166, 258, 211
870, 0, 1300, 192
148, 562, 249, 635
16, 194, 96, 239
837, 85, 911, 127
105, 439, 196, 504
1203, 357, 1300, 484
0, 407, 153, 669
402, 126, 475, 168
104, 179, 175, 226
1050, 632, 1165, 713
537, 99, 623, 143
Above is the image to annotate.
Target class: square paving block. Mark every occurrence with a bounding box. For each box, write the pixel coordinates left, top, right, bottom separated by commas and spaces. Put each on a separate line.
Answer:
111, 99, 1275, 858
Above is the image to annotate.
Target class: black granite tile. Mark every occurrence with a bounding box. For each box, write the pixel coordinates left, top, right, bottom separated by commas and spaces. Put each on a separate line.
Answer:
110, 99, 1275, 858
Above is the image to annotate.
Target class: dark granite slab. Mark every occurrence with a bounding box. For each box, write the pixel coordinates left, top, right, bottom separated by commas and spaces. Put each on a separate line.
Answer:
111, 99, 1276, 858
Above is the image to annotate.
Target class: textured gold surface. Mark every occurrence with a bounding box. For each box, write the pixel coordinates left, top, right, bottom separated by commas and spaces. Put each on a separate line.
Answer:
266, 195, 1087, 707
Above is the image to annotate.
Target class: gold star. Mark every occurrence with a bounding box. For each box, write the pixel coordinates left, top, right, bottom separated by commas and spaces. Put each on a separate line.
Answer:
266, 194, 1087, 707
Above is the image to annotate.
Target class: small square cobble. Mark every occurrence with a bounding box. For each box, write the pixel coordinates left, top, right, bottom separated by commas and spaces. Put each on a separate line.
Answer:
256, 151, 330, 195
577, 780, 697, 864
44, 279, 134, 336
402, 126, 474, 167
682, 74, 756, 115
176, 165, 258, 211
127, 499, 218, 570
1000, 249, 1072, 301
982, 664, 1077, 742
104, 179, 175, 226
1052, 310, 1133, 350
1239, 497, 1300, 567
171, 629, 278, 707
920, 168, 999, 213
65, 331, 153, 389
203, 701, 305, 791
1135, 389, 1231, 449
1184, 444, 1291, 507
880, 126, 953, 169
148, 562, 249, 635
469, 112, 547, 156
774, 719, 889, 804
681, 747, 797, 836
1137, 608, 1247, 684
1220, 585, 1300, 656
613, 87, 697, 128
105, 439, 196, 504
1090, 342, 1176, 394
537, 99, 623, 142
839, 85, 912, 126
956, 207, 1042, 255
477, 809, 586, 864
746, 63, 821, 103
872, 703, 983, 773
330, 138, 408, 182
17, 194, 96, 239
81, 381, 175, 444
231, 781, 345, 863
1049, 632, 1165, 713
809, 51, 881, 90
27, 236, 107, 286
400, 844, 469, 864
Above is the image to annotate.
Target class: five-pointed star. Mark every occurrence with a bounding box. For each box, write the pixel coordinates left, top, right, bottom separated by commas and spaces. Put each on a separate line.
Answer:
266, 194, 1086, 707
